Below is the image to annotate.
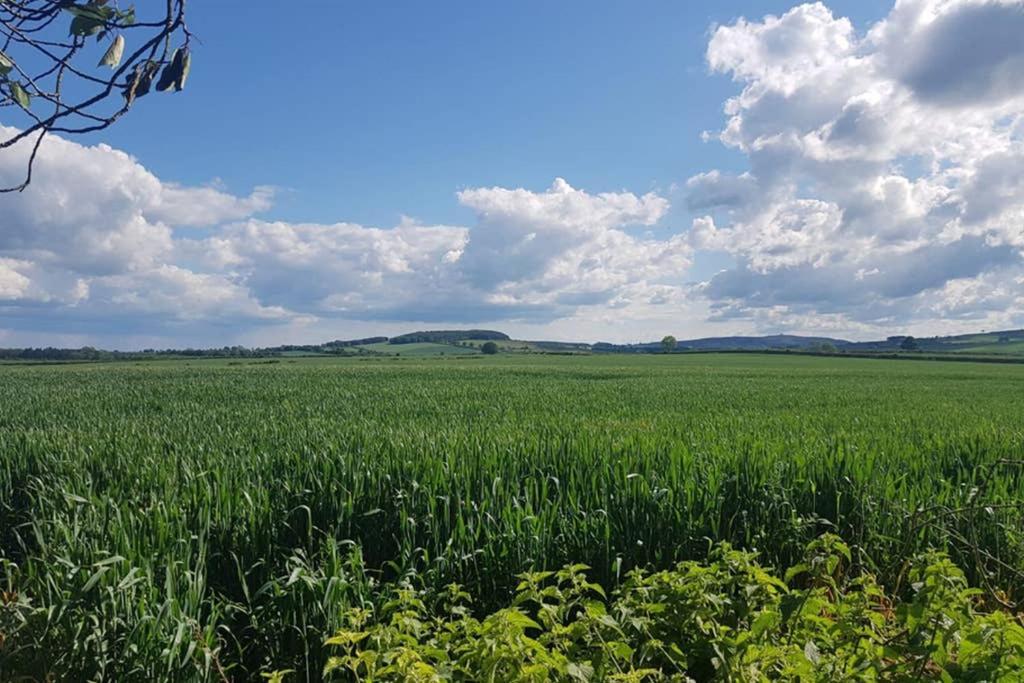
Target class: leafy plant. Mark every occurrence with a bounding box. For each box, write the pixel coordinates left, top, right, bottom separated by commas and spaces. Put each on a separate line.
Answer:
323, 535, 1024, 681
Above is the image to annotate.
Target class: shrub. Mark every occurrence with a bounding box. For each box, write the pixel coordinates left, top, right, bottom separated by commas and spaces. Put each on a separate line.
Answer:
322, 535, 1024, 681
481, 342, 499, 355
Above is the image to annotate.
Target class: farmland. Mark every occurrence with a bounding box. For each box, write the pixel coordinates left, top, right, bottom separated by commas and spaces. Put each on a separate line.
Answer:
1, 354, 1023, 679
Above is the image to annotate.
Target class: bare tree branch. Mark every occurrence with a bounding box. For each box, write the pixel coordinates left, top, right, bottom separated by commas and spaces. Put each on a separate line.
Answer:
0, 0, 191, 192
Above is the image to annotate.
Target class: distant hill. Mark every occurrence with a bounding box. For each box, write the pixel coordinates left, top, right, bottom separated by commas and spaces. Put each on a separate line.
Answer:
5, 327, 1024, 362
593, 329, 1024, 357
844, 329, 1024, 355
594, 334, 848, 353
388, 330, 510, 345
323, 336, 388, 348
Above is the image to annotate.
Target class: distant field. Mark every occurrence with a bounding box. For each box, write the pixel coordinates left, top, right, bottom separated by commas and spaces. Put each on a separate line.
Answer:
2, 354, 1022, 678
952, 340, 1024, 355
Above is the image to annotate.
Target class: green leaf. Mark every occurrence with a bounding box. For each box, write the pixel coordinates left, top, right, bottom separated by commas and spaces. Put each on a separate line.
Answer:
10, 81, 30, 109
155, 48, 181, 92
0, 50, 13, 76
81, 566, 110, 593
123, 60, 158, 104
784, 563, 809, 583
92, 554, 126, 567
69, 11, 107, 37
98, 34, 124, 68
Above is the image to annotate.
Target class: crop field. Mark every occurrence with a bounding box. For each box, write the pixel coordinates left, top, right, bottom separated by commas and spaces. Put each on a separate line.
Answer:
351, 342, 477, 356
1, 354, 1023, 679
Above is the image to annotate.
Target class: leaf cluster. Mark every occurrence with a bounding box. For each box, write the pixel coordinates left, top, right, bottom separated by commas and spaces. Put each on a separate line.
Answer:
321, 535, 1024, 681
0, 0, 190, 191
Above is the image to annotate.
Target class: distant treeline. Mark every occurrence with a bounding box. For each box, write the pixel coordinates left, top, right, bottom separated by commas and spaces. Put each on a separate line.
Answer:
0, 344, 369, 362
389, 330, 509, 344
0, 331, 512, 362
0, 346, 267, 361
325, 337, 388, 347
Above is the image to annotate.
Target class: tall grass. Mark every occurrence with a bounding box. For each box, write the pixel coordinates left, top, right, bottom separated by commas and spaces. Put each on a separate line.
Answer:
1, 354, 1022, 679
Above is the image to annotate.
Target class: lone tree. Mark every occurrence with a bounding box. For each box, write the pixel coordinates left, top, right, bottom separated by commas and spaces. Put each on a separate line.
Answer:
661, 335, 677, 353
481, 341, 499, 355
900, 336, 919, 351
1, 0, 191, 192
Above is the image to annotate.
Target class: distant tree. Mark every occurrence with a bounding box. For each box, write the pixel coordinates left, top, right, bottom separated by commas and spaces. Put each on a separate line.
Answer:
481, 341, 499, 355
900, 336, 919, 351
808, 342, 837, 354
661, 335, 677, 353
998, 335, 1011, 344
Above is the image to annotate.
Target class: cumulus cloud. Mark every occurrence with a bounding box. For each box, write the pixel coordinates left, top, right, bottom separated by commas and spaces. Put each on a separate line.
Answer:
888, 0, 1024, 107
149, 184, 276, 228
7, 0, 1024, 345
0, 129, 687, 341
689, 0, 1024, 332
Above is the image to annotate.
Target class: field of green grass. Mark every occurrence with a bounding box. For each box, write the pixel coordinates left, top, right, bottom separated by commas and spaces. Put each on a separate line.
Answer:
953, 340, 1024, 355
2, 354, 1023, 679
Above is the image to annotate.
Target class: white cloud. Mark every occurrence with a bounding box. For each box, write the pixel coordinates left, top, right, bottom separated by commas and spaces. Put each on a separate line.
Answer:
6, 0, 1024, 346
453, 179, 684, 311
689, 0, 1024, 332
149, 184, 276, 228
0, 130, 688, 342
0, 259, 31, 300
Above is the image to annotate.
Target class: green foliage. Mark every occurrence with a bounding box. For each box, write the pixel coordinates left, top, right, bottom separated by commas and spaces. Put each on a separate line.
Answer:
324, 536, 1024, 681
482, 341, 500, 355
1, 354, 1023, 678
661, 336, 677, 353
390, 330, 510, 345
7, 80, 29, 109
156, 47, 192, 92
806, 342, 837, 354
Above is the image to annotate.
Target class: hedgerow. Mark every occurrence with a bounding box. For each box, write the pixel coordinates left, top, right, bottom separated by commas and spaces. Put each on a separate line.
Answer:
317, 535, 1024, 681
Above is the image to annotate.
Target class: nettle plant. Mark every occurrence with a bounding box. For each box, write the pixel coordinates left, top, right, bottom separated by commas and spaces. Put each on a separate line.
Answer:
315, 535, 1024, 682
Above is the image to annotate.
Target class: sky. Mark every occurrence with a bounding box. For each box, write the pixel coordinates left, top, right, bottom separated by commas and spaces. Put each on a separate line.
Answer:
2, 0, 1024, 348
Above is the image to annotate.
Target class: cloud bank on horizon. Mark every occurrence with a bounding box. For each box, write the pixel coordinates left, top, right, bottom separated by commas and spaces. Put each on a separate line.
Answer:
2, 0, 1024, 347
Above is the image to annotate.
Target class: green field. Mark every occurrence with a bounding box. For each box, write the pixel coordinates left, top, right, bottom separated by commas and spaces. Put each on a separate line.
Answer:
353, 341, 479, 356
2, 354, 1023, 679
953, 340, 1024, 355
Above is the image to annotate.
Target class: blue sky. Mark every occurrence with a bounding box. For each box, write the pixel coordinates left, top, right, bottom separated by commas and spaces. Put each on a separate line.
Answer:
95, 1, 890, 228
2, 0, 1024, 348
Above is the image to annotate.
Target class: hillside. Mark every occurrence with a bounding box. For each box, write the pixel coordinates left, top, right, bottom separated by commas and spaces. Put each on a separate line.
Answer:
388, 330, 509, 345
5, 328, 1024, 362
593, 329, 1024, 357
594, 334, 848, 353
